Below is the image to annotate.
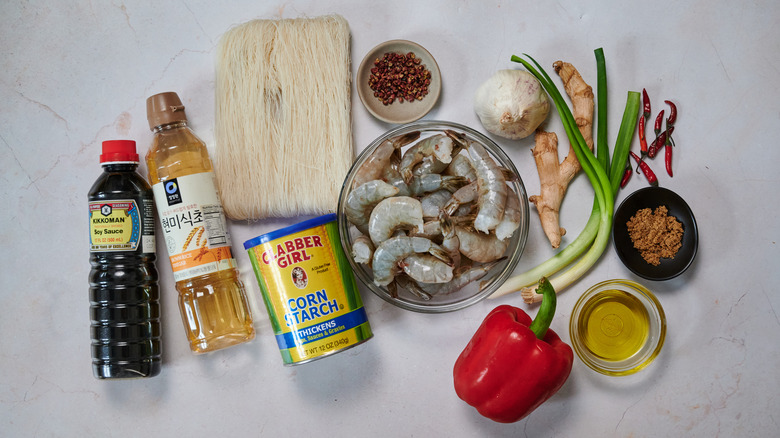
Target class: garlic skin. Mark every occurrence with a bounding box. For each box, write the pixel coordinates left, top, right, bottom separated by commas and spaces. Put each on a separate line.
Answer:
474, 69, 550, 140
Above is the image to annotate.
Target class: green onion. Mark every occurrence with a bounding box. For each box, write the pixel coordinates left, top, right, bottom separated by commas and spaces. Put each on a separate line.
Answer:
491, 49, 640, 303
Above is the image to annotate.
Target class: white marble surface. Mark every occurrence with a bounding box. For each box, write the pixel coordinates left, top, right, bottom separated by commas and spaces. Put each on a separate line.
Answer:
2, 1, 779, 436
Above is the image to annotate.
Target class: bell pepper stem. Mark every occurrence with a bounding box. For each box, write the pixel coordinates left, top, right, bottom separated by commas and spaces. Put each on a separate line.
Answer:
528, 278, 557, 340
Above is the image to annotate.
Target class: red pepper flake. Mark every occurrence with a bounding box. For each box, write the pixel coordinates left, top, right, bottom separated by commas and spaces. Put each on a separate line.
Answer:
368, 51, 432, 105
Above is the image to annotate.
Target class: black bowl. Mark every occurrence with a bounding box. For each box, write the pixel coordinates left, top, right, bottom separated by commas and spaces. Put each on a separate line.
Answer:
612, 187, 698, 280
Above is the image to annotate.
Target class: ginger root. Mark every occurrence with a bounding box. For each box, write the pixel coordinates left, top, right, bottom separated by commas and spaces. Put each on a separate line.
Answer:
529, 61, 594, 248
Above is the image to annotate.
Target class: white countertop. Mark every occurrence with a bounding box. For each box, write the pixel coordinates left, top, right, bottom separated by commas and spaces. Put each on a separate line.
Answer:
2, 1, 779, 436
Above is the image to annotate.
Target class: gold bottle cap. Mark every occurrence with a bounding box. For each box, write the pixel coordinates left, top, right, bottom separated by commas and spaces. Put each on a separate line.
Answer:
146, 92, 188, 130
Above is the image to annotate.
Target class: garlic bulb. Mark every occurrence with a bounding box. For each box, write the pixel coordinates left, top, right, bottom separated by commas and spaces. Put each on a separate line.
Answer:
474, 69, 550, 140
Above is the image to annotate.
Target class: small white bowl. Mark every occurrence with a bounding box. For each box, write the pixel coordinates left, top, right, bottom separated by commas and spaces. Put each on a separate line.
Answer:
356, 40, 441, 124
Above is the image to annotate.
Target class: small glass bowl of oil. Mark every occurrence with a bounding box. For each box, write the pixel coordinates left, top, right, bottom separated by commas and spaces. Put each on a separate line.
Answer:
569, 279, 666, 376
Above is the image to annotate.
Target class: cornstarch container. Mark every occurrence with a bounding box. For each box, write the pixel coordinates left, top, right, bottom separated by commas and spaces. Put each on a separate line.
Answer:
244, 213, 372, 365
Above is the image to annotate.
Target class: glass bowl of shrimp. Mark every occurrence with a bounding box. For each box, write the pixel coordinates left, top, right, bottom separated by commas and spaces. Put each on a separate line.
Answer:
337, 120, 530, 313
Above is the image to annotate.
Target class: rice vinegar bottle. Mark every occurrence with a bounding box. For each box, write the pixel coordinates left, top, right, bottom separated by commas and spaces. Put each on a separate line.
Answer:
145, 91, 255, 353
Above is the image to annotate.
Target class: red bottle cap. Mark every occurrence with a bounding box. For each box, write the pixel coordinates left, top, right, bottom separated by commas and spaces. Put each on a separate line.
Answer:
100, 139, 139, 164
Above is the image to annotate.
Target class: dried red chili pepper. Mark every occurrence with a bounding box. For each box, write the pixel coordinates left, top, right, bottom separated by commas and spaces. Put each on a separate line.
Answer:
664, 100, 677, 147
620, 163, 633, 188
648, 125, 674, 159
665, 143, 673, 177
653, 109, 665, 136
664, 100, 677, 126
642, 88, 651, 119
638, 115, 648, 155
631, 151, 658, 186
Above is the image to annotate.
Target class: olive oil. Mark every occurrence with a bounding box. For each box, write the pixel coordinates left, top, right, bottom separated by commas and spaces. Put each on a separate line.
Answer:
578, 289, 649, 362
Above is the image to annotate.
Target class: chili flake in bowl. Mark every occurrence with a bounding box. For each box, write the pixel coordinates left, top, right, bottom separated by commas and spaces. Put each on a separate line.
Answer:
612, 186, 699, 280
356, 40, 441, 124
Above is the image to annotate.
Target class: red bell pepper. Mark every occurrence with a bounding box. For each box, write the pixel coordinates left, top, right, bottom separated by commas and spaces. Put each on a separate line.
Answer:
453, 278, 573, 423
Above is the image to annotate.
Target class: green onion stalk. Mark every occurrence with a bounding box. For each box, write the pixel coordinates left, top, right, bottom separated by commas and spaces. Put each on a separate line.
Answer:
491, 48, 640, 303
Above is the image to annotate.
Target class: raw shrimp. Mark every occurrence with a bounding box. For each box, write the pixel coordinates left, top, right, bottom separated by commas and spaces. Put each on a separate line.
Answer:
468, 140, 507, 233
353, 131, 420, 188
415, 215, 474, 241
416, 259, 504, 296
386, 174, 467, 197
411, 131, 465, 176
399, 134, 455, 183
441, 182, 478, 217
454, 226, 508, 263
400, 254, 454, 284
395, 275, 432, 301
408, 174, 467, 197
494, 187, 522, 241
368, 196, 424, 246
345, 180, 400, 234
372, 236, 450, 286
351, 234, 374, 265
444, 153, 477, 182
440, 216, 463, 268
420, 189, 453, 218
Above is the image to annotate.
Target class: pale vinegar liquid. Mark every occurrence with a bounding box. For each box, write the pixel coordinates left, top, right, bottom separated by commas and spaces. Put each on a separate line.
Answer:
147, 123, 255, 353
577, 289, 649, 362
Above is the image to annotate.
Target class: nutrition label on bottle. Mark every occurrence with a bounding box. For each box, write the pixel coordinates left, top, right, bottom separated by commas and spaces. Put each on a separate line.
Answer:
152, 172, 235, 281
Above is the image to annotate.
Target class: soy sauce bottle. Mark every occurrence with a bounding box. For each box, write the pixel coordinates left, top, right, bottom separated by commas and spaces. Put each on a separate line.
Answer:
88, 140, 161, 378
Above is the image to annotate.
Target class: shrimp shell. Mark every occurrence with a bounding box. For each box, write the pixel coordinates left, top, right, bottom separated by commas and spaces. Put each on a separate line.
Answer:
441, 182, 478, 217
417, 259, 504, 296
372, 236, 450, 286
454, 226, 508, 263
351, 234, 375, 265
420, 189, 453, 218
495, 187, 522, 241
345, 180, 400, 234
368, 196, 425, 246
444, 153, 477, 183
468, 140, 507, 233
395, 275, 433, 301
399, 134, 454, 183
353, 131, 420, 188
401, 254, 454, 284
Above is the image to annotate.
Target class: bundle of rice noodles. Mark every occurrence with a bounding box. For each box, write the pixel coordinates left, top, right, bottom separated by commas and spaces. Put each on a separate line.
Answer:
214, 15, 353, 219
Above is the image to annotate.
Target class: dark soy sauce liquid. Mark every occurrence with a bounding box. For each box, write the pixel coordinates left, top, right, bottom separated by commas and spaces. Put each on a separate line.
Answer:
89, 162, 161, 378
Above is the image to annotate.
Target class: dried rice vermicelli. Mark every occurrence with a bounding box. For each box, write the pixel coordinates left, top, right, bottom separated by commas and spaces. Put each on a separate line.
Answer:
214, 15, 353, 219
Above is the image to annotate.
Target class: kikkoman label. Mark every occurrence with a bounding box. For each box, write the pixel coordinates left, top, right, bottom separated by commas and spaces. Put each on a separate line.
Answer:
245, 214, 372, 365
89, 200, 143, 251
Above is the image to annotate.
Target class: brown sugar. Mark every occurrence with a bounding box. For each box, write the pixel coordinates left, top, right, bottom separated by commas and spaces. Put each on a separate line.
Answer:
626, 206, 684, 266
